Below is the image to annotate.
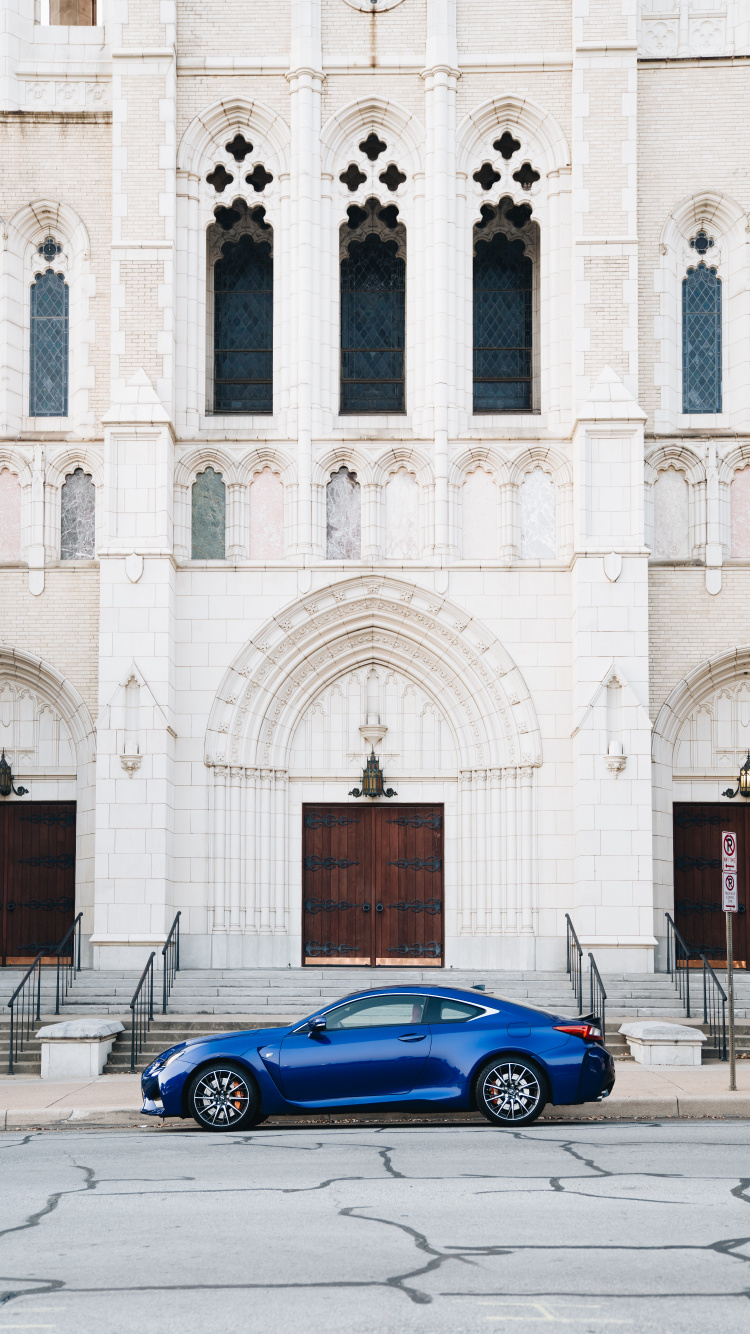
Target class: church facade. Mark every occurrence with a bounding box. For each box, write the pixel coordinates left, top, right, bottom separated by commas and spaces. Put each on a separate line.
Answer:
2, 0, 750, 974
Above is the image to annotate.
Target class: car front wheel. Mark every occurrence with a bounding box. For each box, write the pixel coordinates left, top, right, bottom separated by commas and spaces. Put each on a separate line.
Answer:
187, 1061, 262, 1132
475, 1056, 547, 1126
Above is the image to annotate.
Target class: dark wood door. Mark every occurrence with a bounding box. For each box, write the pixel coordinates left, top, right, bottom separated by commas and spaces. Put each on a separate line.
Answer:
673, 803, 748, 967
0, 803, 76, 966
302, 804, 444, 966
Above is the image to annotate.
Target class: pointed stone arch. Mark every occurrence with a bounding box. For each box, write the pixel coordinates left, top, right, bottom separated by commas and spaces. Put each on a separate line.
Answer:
651, 645, 750, 960
457, 95, 570, 179
321, 96, 426, 178
177, 97, 291, 179
0, 645, 96, 935
205, 575, 542, 771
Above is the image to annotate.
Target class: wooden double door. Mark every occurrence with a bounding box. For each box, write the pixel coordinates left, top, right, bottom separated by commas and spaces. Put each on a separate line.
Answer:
0, 803, 76, 966
302, 804, 444, 966
673, 802, 748, 967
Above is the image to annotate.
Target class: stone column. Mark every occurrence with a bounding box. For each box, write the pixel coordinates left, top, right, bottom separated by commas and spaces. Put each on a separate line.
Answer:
569, 2, 655, 974
288, 0, 323, 554
422, 0, 458, 555
91, 2, 178, 971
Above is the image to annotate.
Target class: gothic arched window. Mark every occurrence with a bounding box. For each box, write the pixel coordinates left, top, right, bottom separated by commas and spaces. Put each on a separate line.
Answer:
340, 200, 405, 414
474, 228, 533, 412
30, 267, 69, 417
191, 467, 226, 559
213, 226, 273, 414
520, 468, 555, 558
682, 262, 722, 413
60, 467, 95, 559
326, 466, 361, 558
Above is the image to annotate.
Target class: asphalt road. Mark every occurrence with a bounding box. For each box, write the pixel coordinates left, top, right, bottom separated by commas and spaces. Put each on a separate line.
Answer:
1, 1121, 749, 1333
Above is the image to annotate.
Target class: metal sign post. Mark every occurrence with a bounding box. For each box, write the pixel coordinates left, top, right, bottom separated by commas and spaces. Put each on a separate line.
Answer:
721, 831, 737, 1091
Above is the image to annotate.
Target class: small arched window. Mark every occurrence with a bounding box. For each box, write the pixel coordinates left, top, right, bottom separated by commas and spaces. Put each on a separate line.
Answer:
520, 468, 555, 558
682, 263, 722, 413
326, 466, 361, 559
213, 228, 273, 414
340, 200, 405, 414
385, 469, 418, 558
653, 468, 690, 560
731, 467, 750, 558
249, 468, 284, 559
474, 227, 533, 412
60, 467, 95, 559
462, 467, 497, 559
0, 469, 21, 561
30, 267, 69, 417
191, 467, 226, 559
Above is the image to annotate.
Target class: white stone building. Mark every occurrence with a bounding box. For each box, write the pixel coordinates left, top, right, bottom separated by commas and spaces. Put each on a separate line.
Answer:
1, 0, 750, 977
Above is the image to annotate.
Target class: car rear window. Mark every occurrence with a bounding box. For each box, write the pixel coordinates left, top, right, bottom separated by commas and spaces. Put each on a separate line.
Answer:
425, 997, 484, 1024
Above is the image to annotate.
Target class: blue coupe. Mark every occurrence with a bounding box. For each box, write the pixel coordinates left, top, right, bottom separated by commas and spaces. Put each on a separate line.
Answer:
141, 986, 614, 1129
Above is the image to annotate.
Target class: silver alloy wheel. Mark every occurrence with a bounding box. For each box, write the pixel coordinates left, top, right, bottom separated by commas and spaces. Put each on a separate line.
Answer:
482, 1061, 542, 1121
192, 1067, 251, 1127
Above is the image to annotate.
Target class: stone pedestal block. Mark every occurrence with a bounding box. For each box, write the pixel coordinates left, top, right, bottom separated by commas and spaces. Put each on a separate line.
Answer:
36, 1019, 124, 1080
619, 1021, 706, 1066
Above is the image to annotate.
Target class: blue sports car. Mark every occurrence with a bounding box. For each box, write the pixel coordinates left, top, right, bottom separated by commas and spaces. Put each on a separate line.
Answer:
141, 985, 614, 1129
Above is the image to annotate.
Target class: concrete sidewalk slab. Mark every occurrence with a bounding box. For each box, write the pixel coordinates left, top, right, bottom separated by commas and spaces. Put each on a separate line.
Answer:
1, 1061, 749, 1130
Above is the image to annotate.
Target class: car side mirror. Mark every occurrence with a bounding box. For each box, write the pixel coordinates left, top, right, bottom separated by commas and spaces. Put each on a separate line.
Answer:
308, 1018, 326, 1037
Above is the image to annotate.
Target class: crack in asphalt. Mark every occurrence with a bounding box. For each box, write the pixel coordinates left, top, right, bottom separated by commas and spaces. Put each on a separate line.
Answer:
2, 1127, 750, 1313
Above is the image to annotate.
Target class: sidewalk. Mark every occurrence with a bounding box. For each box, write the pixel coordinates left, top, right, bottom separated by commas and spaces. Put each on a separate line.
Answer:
0, 1062, 749, 1129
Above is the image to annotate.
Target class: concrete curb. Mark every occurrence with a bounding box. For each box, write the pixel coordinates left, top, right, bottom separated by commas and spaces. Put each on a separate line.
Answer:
3, 1095, 750, 1130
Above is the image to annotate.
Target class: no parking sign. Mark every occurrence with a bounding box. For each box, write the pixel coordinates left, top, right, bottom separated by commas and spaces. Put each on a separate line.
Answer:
722, 831, 739, 912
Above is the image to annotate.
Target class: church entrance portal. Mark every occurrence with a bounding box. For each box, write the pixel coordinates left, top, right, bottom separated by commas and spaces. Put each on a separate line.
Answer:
0, 803, 76, 966
302, 805, 444, 965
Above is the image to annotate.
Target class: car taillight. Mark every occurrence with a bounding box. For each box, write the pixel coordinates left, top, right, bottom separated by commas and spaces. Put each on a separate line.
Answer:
553, 1023, 603, 1043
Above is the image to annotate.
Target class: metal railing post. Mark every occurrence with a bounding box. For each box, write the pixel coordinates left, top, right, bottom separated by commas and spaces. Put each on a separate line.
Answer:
129, 951, 156, 1073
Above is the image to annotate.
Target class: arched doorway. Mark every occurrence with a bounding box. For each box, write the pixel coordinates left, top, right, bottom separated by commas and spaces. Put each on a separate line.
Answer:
653, 648, 750, 968
204, 576, 542, 970
0, 646, 95, 966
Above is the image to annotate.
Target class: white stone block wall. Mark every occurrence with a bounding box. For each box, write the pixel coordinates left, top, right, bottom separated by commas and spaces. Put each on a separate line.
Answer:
1, 1, 750, 971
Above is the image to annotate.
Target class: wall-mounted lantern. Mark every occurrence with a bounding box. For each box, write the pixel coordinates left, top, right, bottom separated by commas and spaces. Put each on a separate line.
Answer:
349, 749, 397, 799
722, 753, 750, 799
0, 751, 28, 798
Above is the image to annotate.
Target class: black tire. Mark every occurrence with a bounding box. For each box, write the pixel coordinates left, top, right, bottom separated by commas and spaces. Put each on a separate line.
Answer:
187, 1061, 263, 1132
474, 1056, 547, 1127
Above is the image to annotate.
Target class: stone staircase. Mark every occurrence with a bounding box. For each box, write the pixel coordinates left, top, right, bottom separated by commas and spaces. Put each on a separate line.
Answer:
3, 965, 750, 1074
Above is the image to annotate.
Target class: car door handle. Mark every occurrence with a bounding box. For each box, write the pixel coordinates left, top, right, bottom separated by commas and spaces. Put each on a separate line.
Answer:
398, 1033, 427, 1042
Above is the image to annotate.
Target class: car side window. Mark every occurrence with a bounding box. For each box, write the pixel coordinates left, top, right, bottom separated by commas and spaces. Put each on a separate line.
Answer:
425, 998, 485, 1024
324, 995, 428, 1030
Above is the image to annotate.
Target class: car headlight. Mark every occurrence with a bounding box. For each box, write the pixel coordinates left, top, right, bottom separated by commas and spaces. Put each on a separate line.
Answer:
143, 1043, 187, 1077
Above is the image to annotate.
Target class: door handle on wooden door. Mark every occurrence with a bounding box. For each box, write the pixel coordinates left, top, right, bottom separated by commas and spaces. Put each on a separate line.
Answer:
397, 1033, 426, 1042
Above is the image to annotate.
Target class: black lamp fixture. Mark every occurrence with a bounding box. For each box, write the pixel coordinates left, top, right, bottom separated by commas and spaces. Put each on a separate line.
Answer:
722, 753, 750, 799
349, 748, 397, 799
0, 751, 28, 798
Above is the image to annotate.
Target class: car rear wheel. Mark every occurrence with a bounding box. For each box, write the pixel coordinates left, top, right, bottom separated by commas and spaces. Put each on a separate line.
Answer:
188, 1061, 262, 1132
475, 1056, 547, 1126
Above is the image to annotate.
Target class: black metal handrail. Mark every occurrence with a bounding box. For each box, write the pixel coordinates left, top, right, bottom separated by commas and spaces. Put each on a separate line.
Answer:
130, 952, 155, 1074
565, 913, 583, 1015
588, 953, 607, 1040
7, 953, 43, 1075
700, 953, 727, 1061
162, 911, 181, 1014
665, 911, 691, 1017
55, 912, 83, 1015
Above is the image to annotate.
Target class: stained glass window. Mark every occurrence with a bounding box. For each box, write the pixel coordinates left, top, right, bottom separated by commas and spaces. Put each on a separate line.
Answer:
30, 268, 69, 417
682, 263, 722, 413
192, 467, 226, 559
214, 233, 272, 414
473, 231, 532, 412
341, 232, 405, 413
60, 468, 95, 559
